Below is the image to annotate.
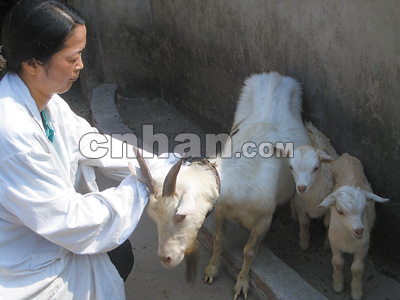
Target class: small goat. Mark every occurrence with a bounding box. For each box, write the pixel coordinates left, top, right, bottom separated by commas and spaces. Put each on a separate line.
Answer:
289, 123, 339, 250
204, 72, 310, 299
319, 153, 389, 300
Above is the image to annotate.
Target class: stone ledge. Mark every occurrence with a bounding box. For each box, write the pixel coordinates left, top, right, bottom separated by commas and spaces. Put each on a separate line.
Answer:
200, 215, 328, 300
91, 84, 132, 135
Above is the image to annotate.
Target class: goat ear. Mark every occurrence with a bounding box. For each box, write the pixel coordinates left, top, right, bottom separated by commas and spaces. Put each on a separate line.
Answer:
132, 147, 157, 195
275, 146, 293, 158
362, 190, 389, 203
162, 158, 183, 197
317, 150, 333, 164
177, 192, 196, 215
128, 161, 143, 181
319, 193, 336, 208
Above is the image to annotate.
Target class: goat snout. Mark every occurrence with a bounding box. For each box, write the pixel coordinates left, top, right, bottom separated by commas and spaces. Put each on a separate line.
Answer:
297, 185, 307, 194
353, 228, 364, 239
160, 256, 172, 267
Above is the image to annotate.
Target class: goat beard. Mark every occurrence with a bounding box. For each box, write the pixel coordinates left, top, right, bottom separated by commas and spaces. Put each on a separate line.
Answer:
184, 239, 199, 284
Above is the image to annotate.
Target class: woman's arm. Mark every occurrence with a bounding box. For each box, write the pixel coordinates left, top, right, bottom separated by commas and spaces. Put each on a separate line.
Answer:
0, 149, 148, 254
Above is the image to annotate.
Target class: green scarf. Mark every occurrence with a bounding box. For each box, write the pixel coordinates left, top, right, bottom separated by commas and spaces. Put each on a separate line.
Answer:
41, 111, 54, 143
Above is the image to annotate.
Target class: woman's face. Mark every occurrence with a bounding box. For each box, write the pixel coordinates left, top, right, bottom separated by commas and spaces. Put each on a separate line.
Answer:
38, 24, 86, 95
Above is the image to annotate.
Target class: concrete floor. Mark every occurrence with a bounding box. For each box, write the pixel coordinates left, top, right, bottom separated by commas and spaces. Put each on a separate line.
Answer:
63, 81, 400, 300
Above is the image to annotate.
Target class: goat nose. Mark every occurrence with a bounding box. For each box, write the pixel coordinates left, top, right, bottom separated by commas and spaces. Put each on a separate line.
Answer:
355, 228, 364, 236
297, 185, 306, 193
160, 256, 171, 266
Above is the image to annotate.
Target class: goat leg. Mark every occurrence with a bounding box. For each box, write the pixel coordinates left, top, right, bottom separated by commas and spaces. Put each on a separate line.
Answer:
332, 248, 345, 293
233, 214, 272, 300
297, 208, 311, 251
323, 212, 331, 250
204, 210, 226, 284
350, 251, 366, 300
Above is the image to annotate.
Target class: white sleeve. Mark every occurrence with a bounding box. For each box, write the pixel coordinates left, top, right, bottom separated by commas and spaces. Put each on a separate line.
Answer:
0, 150, 149, 254
66, 103, 180, 181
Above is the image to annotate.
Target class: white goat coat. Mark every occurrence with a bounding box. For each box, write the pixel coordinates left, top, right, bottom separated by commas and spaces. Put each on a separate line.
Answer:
215, 73, 309, 224
0, 73, 172, 300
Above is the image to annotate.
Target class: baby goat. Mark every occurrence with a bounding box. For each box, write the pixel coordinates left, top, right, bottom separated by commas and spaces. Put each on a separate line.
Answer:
289, 145, 334, 250
289, 123, 338, 250
319, 153, 389, 300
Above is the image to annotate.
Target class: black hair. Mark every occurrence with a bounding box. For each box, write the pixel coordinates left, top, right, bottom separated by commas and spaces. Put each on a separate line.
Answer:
1, 0, 85, 74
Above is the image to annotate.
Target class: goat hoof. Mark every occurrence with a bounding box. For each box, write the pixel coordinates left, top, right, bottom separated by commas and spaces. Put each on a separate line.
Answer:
233, 277, 249, 300
233, 291, 248, 300
351, 289, 362, 300
204, 275, 214, 284
204, 264, 219, 284
299, 241, 310, 251
333, 281, 344, 293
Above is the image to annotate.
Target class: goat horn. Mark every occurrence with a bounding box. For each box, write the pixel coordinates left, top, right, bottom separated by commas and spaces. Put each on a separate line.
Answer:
162, 158, 183, 197
133, 146, 157, 195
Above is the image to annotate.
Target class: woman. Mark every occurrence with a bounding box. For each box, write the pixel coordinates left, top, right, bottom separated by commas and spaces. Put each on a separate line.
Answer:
0, 1, 172, 299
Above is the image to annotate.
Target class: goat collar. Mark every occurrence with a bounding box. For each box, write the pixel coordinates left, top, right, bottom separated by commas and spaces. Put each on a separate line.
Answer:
195, 158, 221, 194
189, 158, 221, 219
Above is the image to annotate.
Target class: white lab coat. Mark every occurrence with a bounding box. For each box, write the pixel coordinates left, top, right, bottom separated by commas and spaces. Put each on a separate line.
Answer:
0, 73, 173, 300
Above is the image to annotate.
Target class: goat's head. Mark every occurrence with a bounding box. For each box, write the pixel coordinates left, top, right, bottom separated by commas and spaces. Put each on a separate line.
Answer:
129, 149, 219, 282
319, 185, 389, 239
289, 145, 333, 195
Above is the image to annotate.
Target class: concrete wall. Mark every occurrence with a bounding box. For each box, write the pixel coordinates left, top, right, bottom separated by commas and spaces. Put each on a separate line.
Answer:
70, 0, 400, 275
69, 0, 159, 100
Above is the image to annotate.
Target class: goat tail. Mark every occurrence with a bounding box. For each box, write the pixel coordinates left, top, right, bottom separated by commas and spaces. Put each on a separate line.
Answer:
184, 239, 199, 285
234, 72, 303, 126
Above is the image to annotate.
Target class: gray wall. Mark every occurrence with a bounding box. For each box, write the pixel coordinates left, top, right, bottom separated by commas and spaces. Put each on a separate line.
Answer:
70, 0, 400, 275
70, 0, 159, 100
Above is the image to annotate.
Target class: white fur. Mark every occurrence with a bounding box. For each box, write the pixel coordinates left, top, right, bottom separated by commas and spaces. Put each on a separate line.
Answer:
319, 153, 389, 300
289, 143, 335, 250
204, 72, 310, 299
146, 162, 219, 268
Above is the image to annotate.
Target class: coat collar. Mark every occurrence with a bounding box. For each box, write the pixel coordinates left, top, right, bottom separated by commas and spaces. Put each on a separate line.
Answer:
6, 73, 42, 122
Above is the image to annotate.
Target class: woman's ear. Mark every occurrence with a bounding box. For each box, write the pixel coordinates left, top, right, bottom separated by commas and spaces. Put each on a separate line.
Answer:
22, 59, 40, 75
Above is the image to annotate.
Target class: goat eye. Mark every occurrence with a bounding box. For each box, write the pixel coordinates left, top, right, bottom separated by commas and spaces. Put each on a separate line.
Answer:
174, 214, 186, 223
312, 166, 319, 172
336, 209, 344, 216
289, 165, 293, 171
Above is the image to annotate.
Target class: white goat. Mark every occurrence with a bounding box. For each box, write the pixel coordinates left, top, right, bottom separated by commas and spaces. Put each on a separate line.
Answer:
129, 150, 220, 283
319, 153, 389, 300
288, 123, 339, 250
130, 72, 310, 299
203, 72, 310, 299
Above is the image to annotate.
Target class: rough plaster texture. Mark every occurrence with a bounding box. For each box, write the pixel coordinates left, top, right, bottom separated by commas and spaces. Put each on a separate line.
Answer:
69, 0, 159, 100
68, 0, 400, 277
149, 0, 400, 274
